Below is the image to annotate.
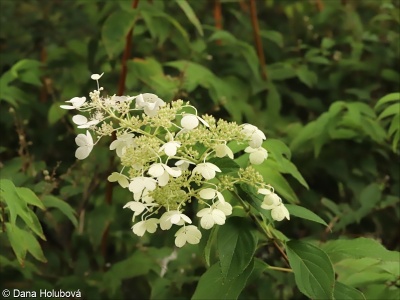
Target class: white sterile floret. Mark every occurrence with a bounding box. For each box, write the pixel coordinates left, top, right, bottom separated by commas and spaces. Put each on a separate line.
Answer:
271, 204, 290, 221
75, 130, 94, 160
192, 163, 221, 180
129, 177, 157, 195
175, 159, 195, 171
123, 201, 147, 216
169, 210, 192, 225
148, 163, 182, 186
159, 141, 181, 157
60, 96, 87, 110
199, 188, 225, 204
181, 114, 209, 130
214, 200, 233, 216
107, 172, 129, 188
242, 124, 266, 148
258, 188, 281, 210
174, 225, 202, 247
245, 146, 268, 165
131, 218, 159, 236
215, 144, 234, 159
91, 73, 104, 80
72, 115, 100, 129
197, 207, 227, 229
135, 93, 166, 117
110, 133, 135, 157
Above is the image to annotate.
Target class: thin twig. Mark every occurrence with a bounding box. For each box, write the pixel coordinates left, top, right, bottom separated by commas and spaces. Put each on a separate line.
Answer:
249, 0, 267, 81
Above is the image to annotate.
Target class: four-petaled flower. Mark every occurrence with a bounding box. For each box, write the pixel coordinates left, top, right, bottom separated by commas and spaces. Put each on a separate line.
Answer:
159, 141, 181, 157
129, 177, 157, 200
72, 115, 100, 129
60, 97, 87, 110
245, 146, 268, 165
135, 93, 166, 117
110, 133, 135, 157
193, 162, 221, 180
131, 218, 159, 236
148, 163, 182, 186
258, 188, 289, 221
75, 130, 94, 160
196, 207, 227, 229
108, 172, 129, 188
174, 225, 202, 247
242, 124, 266, 148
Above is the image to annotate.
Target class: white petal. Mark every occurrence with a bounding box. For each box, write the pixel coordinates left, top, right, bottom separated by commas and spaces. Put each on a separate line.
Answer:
143, 178, 157, 191
181, 115, 199, 130
199, 188, 216, 200
163, 165, 182, 177
132, 221, 147, 236
180, 214, 192, 224
91, 73, 104, 80
107, 172, 120, 182
75, 146, 92, 160
197, 116, 209, 127
258, 188, 271, 195
175, 232, 187, 248
129, 177, 146, 193
216, 191, 225, 204
200, 214, 215, 229
205, 163, 221, 172
73, 115, 88, 126
148, 164, 165, 177
197, 207, 212, 217
145, 218, 159, 233
60, 105, 75, 110
211, 209, 226, 225
158, 171, 170, 186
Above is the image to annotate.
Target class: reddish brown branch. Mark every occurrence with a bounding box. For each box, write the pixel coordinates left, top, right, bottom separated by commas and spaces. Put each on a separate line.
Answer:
213, 0, 222, 45
249, 0, 267, 81
102, 0, 140, 260
315, 0, 324, 12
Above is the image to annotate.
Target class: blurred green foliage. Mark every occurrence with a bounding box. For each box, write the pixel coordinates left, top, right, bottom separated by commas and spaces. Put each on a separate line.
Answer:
0, 0, 399, 299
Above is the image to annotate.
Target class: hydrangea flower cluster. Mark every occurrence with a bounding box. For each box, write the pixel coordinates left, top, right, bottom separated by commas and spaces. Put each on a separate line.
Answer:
61, 73, 290, 247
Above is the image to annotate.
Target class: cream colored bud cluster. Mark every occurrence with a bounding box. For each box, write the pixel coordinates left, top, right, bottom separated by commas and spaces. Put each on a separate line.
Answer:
60, 73, 290, 247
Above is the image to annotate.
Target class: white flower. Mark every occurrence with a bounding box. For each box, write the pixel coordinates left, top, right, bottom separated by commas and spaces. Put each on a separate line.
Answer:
271, 204, 290, 221
60, 97, 87, 110
197, 207, 226, 229
258, 188, 281, 210
129, 177, 157, 196
131, 218, 159, 236
215, 144, 234, 159
111, 95, 135, 103
108, 172, 129, 188
110, 133, 135, 157
123, 201, 147, 216
214, 200, 233, 216
72, 115, 100, 129
181, 114, 209, 130
174, 225, 202, 247
75, 130, 94, 160
135, 93, 165, 117
192, 163, 221, 180
159, 210, 192, 230
175, 159, 194, 171
159, 141, 181, 157
245, 146, 268, 165
199, 188, 225, 204
242, 124, 266, 148
91, 73, 104, 80
148, 163, 182, 186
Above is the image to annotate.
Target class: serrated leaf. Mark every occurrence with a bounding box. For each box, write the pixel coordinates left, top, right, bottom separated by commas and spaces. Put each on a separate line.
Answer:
286, 204, 328, 226
175, 0, 203, 36
42, 195, 78, 227
217, 217, 258, 279
192, 260, 254, 300
286, 240, 335, 300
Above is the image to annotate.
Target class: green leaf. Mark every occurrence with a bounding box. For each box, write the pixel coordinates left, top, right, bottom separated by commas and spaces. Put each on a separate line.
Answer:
322, 238, 400, 263
374, 92, 400, 110
175, 0, 203, 36
102, 10, 138, 59
6, 223, 47, 265
378, 103, 400, 119
17, 187, 45, 210
334, 282, 366, 300
286, 204, 328, 226
217, 218, 258, 279
208, 156, 240, 174
42, 195, 78, 227
286, 240, 335, 299
192, 260, 254, 300
296, 65, 317, 88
